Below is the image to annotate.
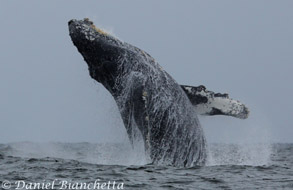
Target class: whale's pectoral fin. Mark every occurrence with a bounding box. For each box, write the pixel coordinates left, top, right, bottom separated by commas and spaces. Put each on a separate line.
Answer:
181, 85, 249, 119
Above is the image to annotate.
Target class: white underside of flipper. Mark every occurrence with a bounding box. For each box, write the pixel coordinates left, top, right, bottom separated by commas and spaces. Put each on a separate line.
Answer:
182, 85, 249, 119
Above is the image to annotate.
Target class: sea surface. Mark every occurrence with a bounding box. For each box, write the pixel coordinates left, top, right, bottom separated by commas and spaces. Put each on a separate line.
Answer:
0, 142, 292, 190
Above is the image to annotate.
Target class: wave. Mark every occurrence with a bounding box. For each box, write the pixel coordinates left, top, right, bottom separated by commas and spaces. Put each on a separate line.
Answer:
0, 142, 272, 166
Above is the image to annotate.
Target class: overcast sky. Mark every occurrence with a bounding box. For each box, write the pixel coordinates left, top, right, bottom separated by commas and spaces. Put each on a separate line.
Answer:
0, 1, 292, 143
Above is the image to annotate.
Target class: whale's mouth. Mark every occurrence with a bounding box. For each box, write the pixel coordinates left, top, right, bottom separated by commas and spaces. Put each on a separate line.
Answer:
68, 18, 127, 92
68, 18, 125, 67
68, 18, 124, 54
68, 18, 109, 38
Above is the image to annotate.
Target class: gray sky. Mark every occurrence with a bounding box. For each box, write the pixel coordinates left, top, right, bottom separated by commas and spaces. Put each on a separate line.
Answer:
0, 1, 292, 143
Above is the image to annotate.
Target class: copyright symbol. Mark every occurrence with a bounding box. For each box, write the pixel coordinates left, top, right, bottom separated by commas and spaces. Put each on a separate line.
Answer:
2, 180, 11, 189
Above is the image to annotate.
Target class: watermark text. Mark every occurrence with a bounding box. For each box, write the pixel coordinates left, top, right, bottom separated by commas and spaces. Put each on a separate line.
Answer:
1, 179, 124, 190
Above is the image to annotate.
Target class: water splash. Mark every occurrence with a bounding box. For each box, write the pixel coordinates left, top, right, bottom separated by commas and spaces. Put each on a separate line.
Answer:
207, 143, 272, 166
203, 108, 272, 166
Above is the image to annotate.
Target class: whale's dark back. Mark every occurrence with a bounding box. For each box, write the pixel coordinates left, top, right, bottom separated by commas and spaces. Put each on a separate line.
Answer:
69, 19, 206, 167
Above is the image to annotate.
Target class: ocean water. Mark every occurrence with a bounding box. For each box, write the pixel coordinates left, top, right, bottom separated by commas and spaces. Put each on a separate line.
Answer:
0, 142, 292, 190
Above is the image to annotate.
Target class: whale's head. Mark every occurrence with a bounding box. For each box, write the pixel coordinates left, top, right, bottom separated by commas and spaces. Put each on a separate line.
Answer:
68, 18, 126, 92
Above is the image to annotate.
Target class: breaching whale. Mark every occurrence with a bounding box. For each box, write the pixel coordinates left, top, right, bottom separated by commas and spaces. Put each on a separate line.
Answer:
68, 18, 249, 167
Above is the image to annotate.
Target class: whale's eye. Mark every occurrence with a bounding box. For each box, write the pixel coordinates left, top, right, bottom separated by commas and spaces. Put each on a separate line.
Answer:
103, 55, 115, 62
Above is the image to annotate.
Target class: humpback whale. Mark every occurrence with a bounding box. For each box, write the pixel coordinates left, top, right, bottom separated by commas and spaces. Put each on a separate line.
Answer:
68, 18, 249, 167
